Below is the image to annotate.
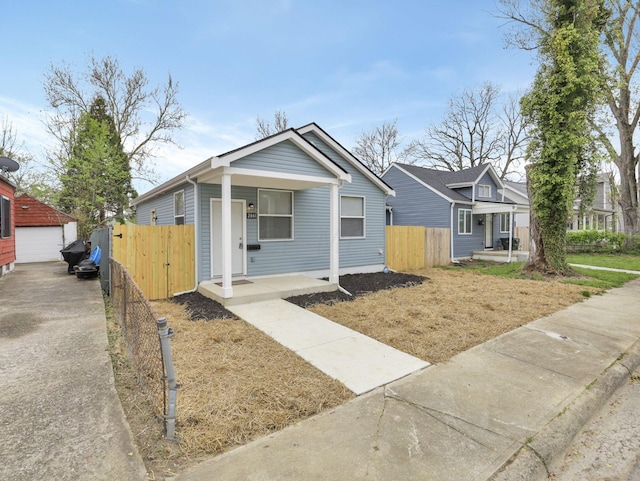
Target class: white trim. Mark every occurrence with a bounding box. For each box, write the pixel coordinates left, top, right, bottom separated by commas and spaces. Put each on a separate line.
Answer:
222, 129, 351, 182
340, 195, 366, 239
296, 123, 395, 196
257, 188, 294, 242
210, 198, 247, 279
150, 209, 157, 226
499, 213, 510, 233
329, 183, 340, 284
389, 164, 472, 205
224, 167, 344, 186
458, 208, 473, 235
174, 190, 185, 225
478, 184, 492, 198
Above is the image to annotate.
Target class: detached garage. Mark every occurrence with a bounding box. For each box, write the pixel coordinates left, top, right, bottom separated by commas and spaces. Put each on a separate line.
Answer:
15, 194, 77, 263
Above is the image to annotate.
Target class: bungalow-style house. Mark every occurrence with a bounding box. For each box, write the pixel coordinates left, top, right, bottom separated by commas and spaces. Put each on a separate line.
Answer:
0, 173, 16, 276
132, 123, 395, 301
14, 194, 77, 263
382, 163, 529, 261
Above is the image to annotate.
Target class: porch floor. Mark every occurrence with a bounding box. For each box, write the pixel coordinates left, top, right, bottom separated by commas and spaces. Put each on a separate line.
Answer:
472, 250, 530, 263
198, 275, 338, 306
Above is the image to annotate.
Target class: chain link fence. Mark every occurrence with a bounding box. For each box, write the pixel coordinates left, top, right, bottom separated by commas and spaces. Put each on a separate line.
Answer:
110, 258, 177, 439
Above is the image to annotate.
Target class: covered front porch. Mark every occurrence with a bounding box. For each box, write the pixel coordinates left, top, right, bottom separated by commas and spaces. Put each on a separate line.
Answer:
472, 249, 530, 263
198, 274, 338, 307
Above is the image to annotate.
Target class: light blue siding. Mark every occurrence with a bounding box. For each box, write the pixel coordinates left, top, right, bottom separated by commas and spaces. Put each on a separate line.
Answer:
302, 132, 387, 268
135, 183, 195, 226
453, 204, 484, 258
382, 165, 451, 228
232, 141, 336, 178
476, 172, 500, 201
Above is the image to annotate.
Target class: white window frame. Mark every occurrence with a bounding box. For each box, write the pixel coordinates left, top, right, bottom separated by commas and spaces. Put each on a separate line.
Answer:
150, 209, 157, 226
458, 208, 472, 235
258, 188, 294, 241
174, 190, 185, 225
478, 184, 492, 198
0, 195, 10, 239
499, 213, 510, 233
340, 195, 366, 239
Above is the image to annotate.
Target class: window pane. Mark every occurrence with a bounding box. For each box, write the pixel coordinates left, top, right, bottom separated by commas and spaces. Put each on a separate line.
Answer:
259, 217, 292, 240
341, 196, 363, 217
341, 218, 364, 237
259, 190, 292, 215
175, 216, 185, 226
175, 191, 185, 216
1, 197, 10, 238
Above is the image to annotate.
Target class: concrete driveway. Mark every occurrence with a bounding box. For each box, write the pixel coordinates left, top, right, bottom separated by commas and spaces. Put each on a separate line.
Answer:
0, 262, 147, 481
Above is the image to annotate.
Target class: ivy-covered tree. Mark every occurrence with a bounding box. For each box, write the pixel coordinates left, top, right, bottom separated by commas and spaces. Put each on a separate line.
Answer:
520, 0, 608, 273
58, 97, 135, 238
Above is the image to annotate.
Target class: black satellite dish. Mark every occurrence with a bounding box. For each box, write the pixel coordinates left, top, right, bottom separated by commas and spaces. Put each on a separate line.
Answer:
0, 157, 19, 173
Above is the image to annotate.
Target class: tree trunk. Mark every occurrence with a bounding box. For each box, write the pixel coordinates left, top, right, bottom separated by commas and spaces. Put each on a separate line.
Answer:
525, 166, 547, 271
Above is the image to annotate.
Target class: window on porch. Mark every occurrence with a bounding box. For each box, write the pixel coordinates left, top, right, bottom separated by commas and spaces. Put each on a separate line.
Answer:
499, 213, 510, 233
259, 189, 293, 241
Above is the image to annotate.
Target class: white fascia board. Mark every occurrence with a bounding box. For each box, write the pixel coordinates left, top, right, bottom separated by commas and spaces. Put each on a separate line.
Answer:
472, 202, 529, 214
222, 129, 350, 182
393, 164, 468, 204
131, 158, 212, 206
224, 167, 346, 186
296, 124, 395, 196
445, 181, 473, 188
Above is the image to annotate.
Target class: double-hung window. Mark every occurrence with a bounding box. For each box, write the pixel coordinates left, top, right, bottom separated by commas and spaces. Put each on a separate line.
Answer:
259, 189, 293, 241
499, 213, 510, 233
0, 196, 11, 238
478, 184, 492, 198
340, 196, 365, 239
458, 208, 472, 235
174, 190, 185, 225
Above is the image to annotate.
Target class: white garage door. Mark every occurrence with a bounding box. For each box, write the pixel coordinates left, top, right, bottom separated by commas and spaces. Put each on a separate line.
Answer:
16, 226, 65, 263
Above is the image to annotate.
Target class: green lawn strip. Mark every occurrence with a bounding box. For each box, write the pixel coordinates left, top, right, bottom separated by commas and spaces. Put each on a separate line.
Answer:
565, 267, 639, 289
566, 253, 640, 271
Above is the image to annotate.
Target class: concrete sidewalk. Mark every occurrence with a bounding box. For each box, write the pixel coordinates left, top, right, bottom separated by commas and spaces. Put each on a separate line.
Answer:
177, 278, 640, 481
0, 262, 147, 481
229, 299, 430, 395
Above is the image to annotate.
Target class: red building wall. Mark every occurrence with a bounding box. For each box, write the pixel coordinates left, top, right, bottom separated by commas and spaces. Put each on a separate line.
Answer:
0, 176, 16, 268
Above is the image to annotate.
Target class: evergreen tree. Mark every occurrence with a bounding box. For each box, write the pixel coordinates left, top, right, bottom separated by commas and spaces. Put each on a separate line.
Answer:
58, 97, 135, 238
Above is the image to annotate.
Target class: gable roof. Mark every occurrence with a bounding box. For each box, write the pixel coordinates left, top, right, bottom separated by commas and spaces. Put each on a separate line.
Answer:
14, 194, 76, 227
389, 163, 473, 203
296, 123, 395, 196
133, 123, 393, 206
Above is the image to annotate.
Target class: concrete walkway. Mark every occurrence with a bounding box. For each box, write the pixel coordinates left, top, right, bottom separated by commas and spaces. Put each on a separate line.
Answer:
178, 278, 640, 481
0, 263, 147, 481
228, 299, 430, 395
569, 263, 640, 275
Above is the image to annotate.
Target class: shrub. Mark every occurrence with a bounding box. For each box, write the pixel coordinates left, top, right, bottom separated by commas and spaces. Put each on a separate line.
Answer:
566, 230, 627, 253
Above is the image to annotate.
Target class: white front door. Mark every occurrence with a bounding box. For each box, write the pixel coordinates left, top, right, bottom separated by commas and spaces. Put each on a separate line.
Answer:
484, 214, 493, 249
211, 199, 246, 277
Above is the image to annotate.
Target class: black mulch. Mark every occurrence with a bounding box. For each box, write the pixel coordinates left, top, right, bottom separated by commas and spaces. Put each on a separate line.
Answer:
173, 272, 428, 321
286, 272, 427, 308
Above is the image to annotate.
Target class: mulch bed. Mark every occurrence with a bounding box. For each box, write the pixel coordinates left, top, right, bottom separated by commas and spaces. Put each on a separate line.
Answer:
173, 272, 427, 320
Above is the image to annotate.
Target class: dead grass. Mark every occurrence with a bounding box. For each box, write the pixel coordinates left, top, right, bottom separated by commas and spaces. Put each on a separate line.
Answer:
151, 301, 353, 460
309, 267, 595, 363
115, 267, 598, 477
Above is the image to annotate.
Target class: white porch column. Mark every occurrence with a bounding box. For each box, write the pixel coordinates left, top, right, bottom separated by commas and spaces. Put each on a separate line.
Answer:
221, 172, 233, 298
329, 183, 339, 285
508, 210, 514, 263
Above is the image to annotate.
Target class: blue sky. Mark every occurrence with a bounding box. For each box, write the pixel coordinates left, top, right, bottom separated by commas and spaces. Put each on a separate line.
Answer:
0, 0, 536, 190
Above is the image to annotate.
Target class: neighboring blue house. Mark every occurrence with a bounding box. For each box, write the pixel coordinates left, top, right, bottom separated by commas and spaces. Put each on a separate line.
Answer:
382, 163, 529, 261
132, 123, 394, 300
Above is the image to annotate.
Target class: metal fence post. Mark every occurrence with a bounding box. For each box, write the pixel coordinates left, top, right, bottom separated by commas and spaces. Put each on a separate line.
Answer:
157, 317, 178, 441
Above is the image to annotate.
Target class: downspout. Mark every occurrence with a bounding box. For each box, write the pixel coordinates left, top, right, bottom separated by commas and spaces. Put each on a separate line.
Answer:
508, 209, 513, 263
450, 203, 455, 262
173, 175, 199, 296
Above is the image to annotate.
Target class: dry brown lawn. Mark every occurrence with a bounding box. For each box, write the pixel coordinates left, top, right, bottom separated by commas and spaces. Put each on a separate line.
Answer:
119, 267, 596, 478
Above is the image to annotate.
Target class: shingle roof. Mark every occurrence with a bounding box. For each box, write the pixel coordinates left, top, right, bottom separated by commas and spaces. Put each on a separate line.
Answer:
15, 194, 76, 227
394, 163, 489, 202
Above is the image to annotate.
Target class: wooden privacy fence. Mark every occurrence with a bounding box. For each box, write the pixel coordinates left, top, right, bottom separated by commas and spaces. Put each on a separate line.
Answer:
386, 226, 450, 271
515, 226, 530, 252
111, 224, 195, 300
